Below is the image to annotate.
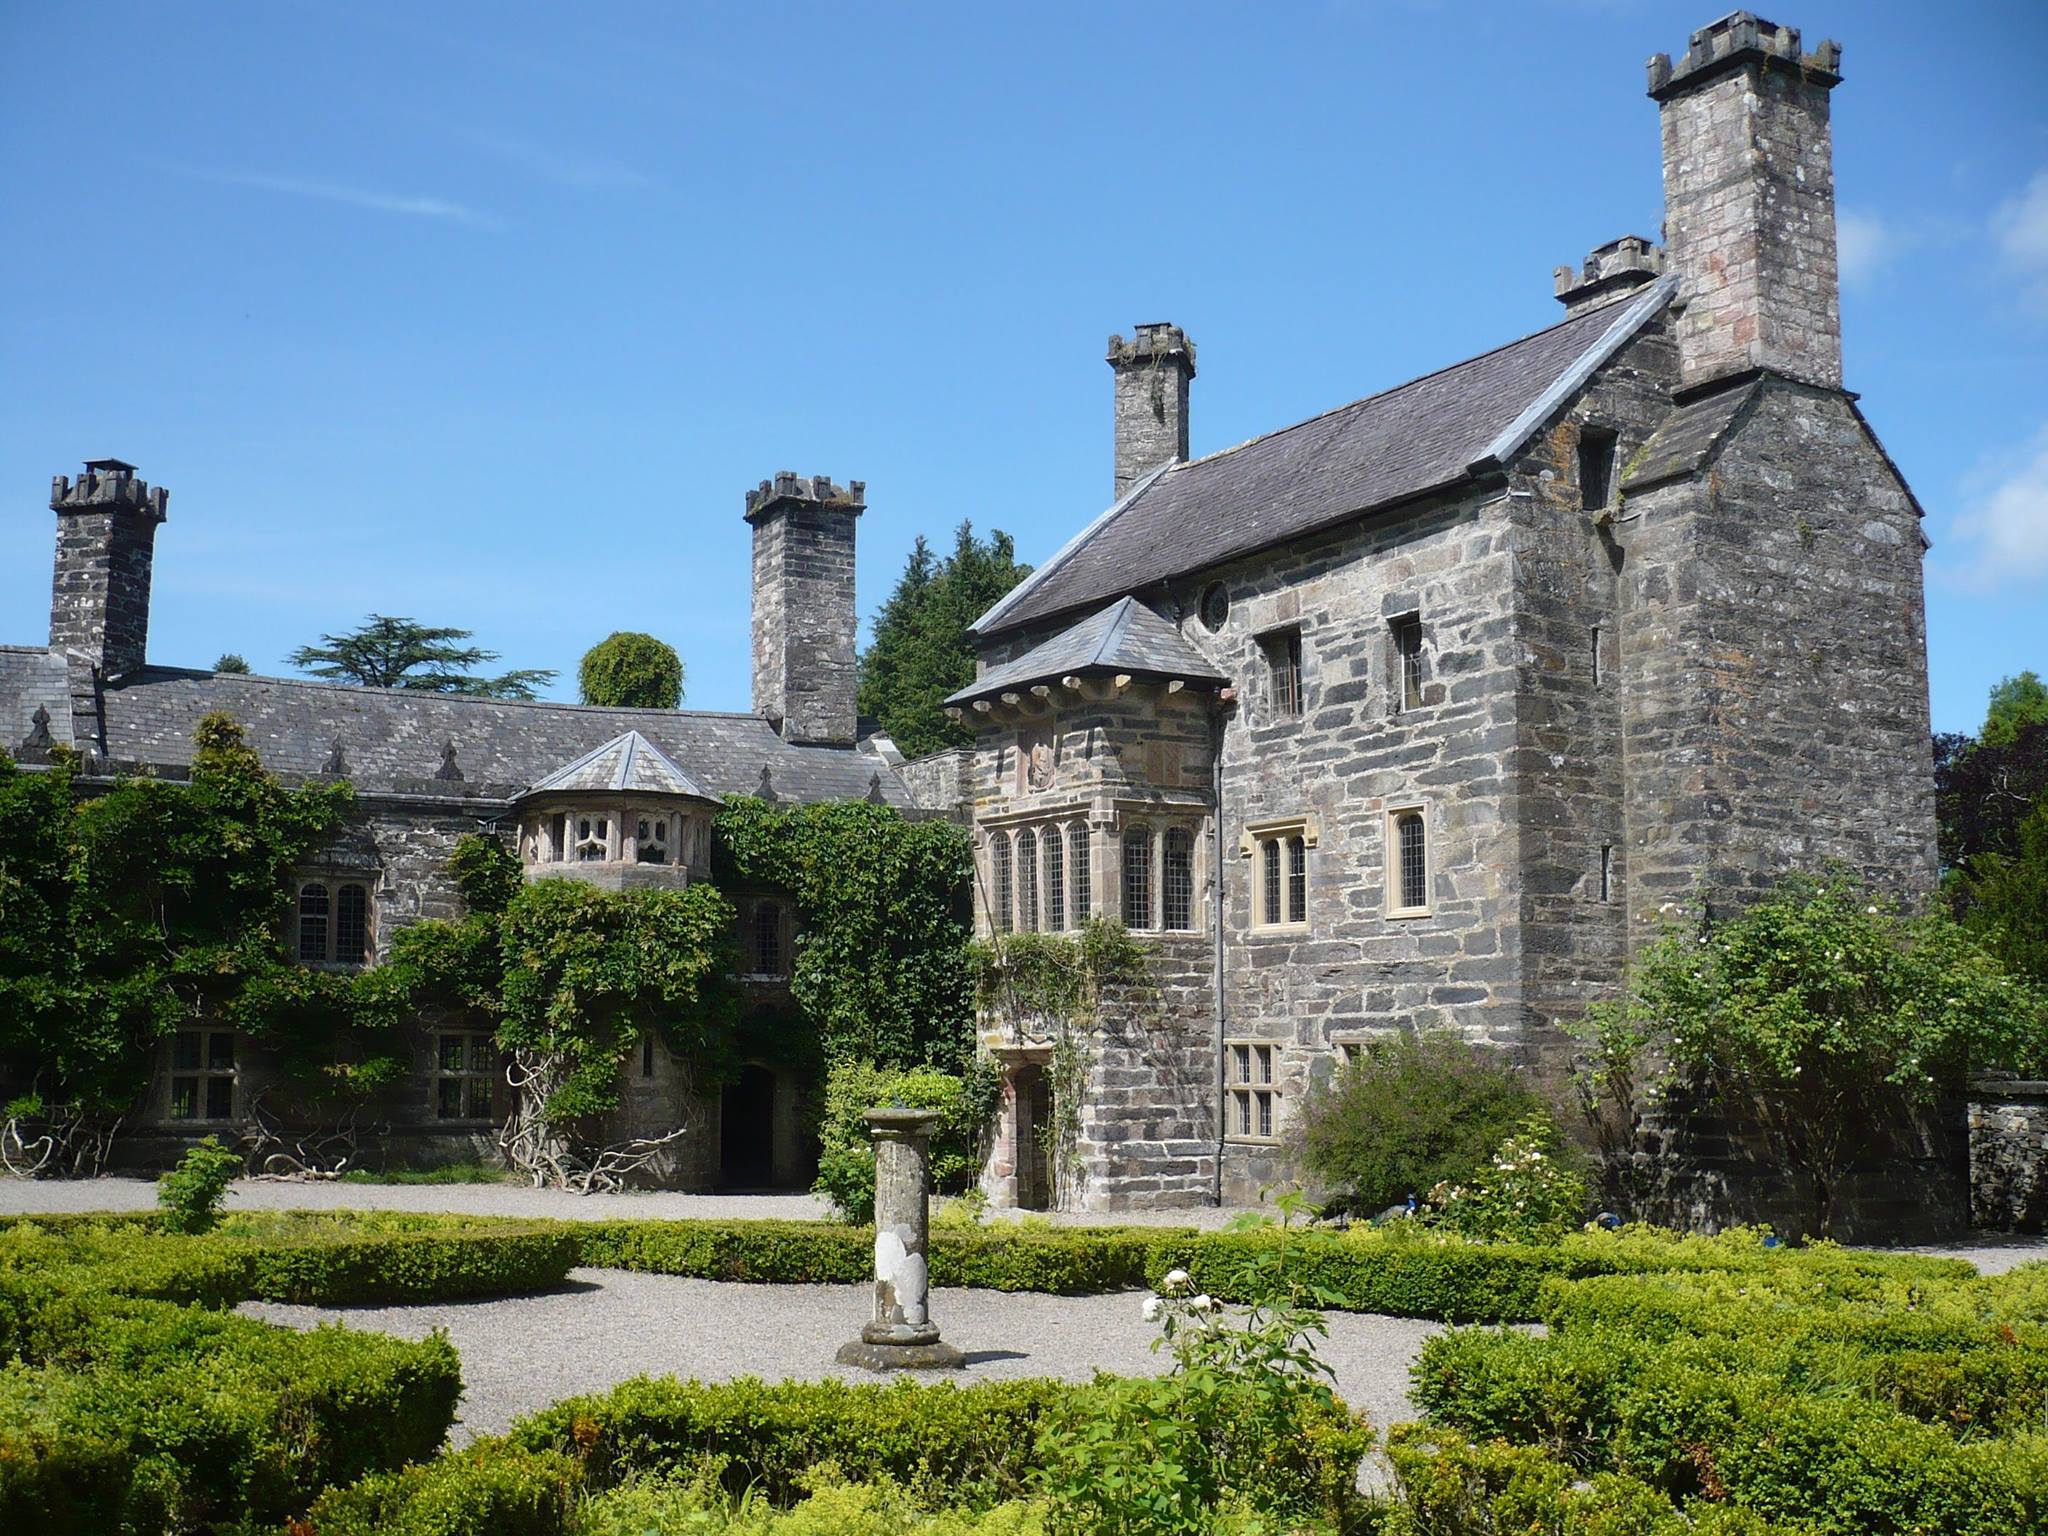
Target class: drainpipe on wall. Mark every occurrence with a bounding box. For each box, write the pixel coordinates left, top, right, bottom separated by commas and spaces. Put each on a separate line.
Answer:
1210, 696, 1229, 1208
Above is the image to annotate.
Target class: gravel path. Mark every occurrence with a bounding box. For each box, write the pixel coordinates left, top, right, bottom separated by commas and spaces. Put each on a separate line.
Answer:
242, 1269, 1443, 1444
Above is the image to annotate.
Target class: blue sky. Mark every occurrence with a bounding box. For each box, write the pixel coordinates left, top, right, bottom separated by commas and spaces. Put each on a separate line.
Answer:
3, 1, 2043, 736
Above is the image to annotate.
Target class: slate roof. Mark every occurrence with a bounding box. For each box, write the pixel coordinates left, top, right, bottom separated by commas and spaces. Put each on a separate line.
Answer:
0, 659, 912, 809
976, 278, 1676, 637
1622, 378, 1759, 493
947, 597, 1226, 706
521, 730, 720, 802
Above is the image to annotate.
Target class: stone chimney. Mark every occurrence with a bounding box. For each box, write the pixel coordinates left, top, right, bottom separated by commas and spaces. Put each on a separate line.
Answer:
745, 471, 863, 747
1650, 12, 1844, 391
49, 458, 168, 681
1555, 235, 1666, 317
1107, 323, 1195, 501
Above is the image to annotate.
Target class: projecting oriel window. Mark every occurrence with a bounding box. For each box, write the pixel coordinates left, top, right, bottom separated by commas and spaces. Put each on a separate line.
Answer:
1387, 807, 1430, 917
991, 832, 1014, 934
1045, 827, 1066, 932
1263, 628, 1304, 718
1017, 828, 1040, 933
1121, 825, 1153, 930
1226, 1041, 1279, 1142
1392, 615, 1425, 712
1161, 827, 1195, 932
575, 816, 609, 861
1069, 824, 1092, 924
1578, 426, 1617, 512
636, 816, 670, 865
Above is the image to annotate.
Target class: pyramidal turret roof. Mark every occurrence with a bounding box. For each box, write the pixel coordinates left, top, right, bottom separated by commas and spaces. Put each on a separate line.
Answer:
520, 729, 719, 801
946, 596, 1226, 707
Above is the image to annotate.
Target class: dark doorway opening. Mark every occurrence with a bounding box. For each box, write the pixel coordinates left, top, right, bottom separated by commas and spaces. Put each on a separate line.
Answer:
720, 1064, 776, 1188
1014, 1063, 1053, 1211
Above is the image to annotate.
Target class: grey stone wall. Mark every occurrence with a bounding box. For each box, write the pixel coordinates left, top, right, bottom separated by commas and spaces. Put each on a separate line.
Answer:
1653, 15, 1844, 391
746, 474, 863, 747
1108, 325, 1194, 502
1615, 382, 1936, 932
1970, 1080, 2048, 1232
896, 745, 974, 825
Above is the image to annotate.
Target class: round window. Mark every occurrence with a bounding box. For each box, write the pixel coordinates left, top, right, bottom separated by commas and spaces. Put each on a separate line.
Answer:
1198, 582, 1230, 631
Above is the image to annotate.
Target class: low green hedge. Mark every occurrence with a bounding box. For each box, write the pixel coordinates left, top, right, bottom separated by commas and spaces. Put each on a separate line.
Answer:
0, 1297, 461, 1534
294, 1443, 580, 1536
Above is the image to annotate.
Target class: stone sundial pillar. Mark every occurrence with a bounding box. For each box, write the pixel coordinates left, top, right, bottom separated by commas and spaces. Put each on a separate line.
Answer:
834, 1106, 965, 1370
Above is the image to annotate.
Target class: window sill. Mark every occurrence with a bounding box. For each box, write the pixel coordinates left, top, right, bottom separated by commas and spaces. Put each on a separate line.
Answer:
1247, 923, 1310, 938
1386, 907, 1433, 921
1224, 1136, 1283, 1148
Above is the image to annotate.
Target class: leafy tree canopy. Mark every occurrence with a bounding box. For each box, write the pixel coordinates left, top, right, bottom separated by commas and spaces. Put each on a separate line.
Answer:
288, 615, 555, 700
1985, 670, 2048, 748
857, 523, 1030, 759
578, 632, 684, 710
213, 653, 250, 674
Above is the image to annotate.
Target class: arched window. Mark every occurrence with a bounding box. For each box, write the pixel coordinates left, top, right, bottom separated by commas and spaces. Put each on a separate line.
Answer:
1162, 827, 1194, 931
1069, 825, 1091, 923
576, 815, 608, 861
1390, 808, 1429, 915
1044, 826, 1066, 932
1262, 839, 1283, 926
1121, 825, 1153, 929
753, 902, 784, 976
636, 816, 669, 865
297, 883, 329, 962
1016, 829, 1039, 933
334, 883, 369, 967
991, 832, 1013, 934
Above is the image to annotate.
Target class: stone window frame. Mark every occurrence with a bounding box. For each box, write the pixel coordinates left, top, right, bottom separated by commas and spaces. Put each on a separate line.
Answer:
1112, 815, 1206, 935
1067, 822, 1092, 926
1224, 1038, 1281, 1144
1120, 823, 1154, 930
294, 874, 374, 969
1389, 612, 1427, 714
1577, 424, 1618, 512
982, 811, 1103, 938
1385, 802, 1432, 919
1243, 815, 1317, 934
165, 1026, 239, 1125
435, 1029, 499, 1123
572, 812, 613, 862
1259, 626, 1305, 720
631, 811, 676, 866
989, 829, 1015, 934
746, 899, 789, 980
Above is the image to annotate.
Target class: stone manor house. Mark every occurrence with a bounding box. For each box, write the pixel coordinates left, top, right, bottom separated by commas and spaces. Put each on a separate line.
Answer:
2, 12, 1954, 1219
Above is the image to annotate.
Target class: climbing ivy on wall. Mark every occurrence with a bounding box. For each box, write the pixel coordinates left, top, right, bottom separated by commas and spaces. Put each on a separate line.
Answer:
0, 716, 399, 1159
714, 796, 977, 1070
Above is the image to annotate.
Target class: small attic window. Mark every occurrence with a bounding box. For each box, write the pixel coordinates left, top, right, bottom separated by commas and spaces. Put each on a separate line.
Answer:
1578, 427, 1618, 512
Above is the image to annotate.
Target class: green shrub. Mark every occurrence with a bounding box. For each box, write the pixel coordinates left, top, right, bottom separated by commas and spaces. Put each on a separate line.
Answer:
575, 1475, 1050, 1534
813, 1060, 997, 1222
1292, 1029, 1563, 1213
578, 630, 684, 710
511, 1376, 1059, 1508
297, 1442, 580, 1536
1422, 1111, 1590, 1242
155, 1135, 241, 1234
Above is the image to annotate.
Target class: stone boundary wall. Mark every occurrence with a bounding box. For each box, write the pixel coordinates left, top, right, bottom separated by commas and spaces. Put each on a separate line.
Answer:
1970, 1078, 2048, 1233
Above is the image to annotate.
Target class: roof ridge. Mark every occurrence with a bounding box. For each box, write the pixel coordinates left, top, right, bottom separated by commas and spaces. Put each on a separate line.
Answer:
118, 666, 772, 723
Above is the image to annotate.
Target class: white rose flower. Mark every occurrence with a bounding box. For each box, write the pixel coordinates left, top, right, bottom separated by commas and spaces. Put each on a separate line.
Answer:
1162, 1268, 1191, 1291
1140, 1295, 1164, 1323
1192, 1294, 1217, 1312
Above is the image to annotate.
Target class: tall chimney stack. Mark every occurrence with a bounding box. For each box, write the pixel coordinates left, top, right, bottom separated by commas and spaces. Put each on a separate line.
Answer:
744, 472, 863, 747
1650, 13, 1844, 392
1106, 323, 1195, 501
49, 458, 168, 681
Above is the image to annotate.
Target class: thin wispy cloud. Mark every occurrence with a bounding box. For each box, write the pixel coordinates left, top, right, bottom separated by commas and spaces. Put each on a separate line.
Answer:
165, 164, 499, 228
1995, 168, 2048, 314
1941, 423, 2048, 592
1836, 208, 1896, 287
459, 130, 651, 192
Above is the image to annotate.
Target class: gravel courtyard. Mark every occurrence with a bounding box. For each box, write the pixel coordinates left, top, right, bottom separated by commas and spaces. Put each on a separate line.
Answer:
240, 1270, 1444, 1442
11, 1176, 2046, 1451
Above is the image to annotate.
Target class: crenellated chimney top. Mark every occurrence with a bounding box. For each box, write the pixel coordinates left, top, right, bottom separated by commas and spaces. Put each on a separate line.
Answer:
1647, 11, 1840, 101
49, 457, 169, 689
1555, 236, 1666, 317
1107, 323, 1195, 502
745, 470, 863, 746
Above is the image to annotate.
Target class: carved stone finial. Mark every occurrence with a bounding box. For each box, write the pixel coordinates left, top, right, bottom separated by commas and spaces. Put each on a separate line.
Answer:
757, 764, 778, 803
434, 740, 463, 782
19, 704, 54, 754
866, 771, 885, 805
323, 737, 348, 776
